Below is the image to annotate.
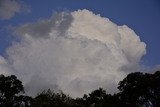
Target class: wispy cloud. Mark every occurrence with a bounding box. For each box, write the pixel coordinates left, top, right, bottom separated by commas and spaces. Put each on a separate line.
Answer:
0, 0, 29, 20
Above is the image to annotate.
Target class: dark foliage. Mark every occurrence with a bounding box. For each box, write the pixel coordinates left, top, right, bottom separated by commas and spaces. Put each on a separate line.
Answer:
31, 89, 78, 107
118, 71, 160, 107
75, 71, 160, 107
0, 71, 160, 107
75, 88, 121, 107
0, 74, 32, 107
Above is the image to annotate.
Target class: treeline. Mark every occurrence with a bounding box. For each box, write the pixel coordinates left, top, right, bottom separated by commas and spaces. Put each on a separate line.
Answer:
0, 71, 160, 107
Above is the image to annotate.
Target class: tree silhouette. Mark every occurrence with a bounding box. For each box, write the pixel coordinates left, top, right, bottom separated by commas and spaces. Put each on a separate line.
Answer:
118, 71, 160, 107
87, 88, 106, 106
0, 71, 160, 107
14, 95, 33, 107
0, 74, 32, 107
75, 88, 120, 107
31, 89, 77, 107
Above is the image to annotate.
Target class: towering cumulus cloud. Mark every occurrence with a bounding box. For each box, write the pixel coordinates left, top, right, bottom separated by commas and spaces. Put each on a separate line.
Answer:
3, 9, 146, 97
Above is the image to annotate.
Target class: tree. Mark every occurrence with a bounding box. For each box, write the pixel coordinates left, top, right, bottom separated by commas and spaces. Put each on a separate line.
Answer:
118, 71, 160, 107
1, 71, 160, 107
87, 88, 106, 106
31, 89, 77, 107
0, 74, 32, 107
14, 95, 33, 107
75, 88, 124, 107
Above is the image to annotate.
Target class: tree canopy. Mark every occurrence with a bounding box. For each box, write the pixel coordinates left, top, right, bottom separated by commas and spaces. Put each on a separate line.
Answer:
0, 71, 160, 107
118, 71, 160, 107
0, 74, 32, 107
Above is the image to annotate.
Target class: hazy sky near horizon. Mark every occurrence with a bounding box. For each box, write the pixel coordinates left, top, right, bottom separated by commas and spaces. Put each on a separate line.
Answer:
0, 0, 160, 67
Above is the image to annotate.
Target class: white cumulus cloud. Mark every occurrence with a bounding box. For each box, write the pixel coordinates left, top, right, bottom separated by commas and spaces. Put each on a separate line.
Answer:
2, 9, 146, 98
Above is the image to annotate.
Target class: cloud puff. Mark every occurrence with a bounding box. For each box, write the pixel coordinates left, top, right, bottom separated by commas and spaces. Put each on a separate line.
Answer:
3, 9, 146, 97
0, 0, 28, 20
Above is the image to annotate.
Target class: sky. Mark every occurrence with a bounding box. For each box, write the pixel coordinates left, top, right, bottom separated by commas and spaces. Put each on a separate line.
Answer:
0, 0, 160, 66
0, 0, 160, 97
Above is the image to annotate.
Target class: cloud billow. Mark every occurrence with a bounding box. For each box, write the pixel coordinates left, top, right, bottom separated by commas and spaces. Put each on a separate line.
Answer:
1, 9, 146, 98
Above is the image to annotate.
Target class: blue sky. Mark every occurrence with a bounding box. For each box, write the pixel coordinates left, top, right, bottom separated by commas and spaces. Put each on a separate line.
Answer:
0, 0, 160, 66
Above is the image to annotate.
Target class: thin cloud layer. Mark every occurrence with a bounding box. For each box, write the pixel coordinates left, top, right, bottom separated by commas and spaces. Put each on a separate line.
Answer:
0, 56, 12, 75
15, 12, 73, 38
0, 0, 28, 20
2, 9, 146, 97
